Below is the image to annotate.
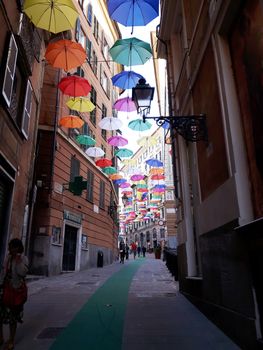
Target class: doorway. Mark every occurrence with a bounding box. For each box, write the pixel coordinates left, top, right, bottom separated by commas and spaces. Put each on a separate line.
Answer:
62, 225, 78, 271
0, 174, 12, 265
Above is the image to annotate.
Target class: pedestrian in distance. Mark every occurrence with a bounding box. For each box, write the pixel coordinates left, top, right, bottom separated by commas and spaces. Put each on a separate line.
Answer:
125, 244, 129, 260
131, 242, 137, 259
137, 246, 141, 257
119, 241, 125, 264
142, 246, 146, 257
0, 238, 29, 350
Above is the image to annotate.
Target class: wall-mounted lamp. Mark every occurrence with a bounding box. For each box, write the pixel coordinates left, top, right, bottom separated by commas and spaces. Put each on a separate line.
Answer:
132, 78, 208, 142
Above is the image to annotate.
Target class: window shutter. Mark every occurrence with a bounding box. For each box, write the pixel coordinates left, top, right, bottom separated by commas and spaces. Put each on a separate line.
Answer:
86, 38, 92, 62
21, 80, 33, 139
99, 180, 105, 208
70, 157, 80, 181
2, 34, 18, 107
87, 4, 93, 25
86, 170, 94, 202
75, 19, 81, 41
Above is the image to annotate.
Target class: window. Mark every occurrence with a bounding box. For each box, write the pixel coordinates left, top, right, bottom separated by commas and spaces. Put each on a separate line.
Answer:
52, 227, 62, 244
91, 50, 98, 75
76, 67, 85, 78
1, 33, 33, 139
75, 18, 81, 42
81, 234, 88, 249
101, 144, 106, 155
78, 27, 86, 49
86, 38, 92, 62
87, 3, 93, 25
101, 36, 109, 62
90, 87, 97, 125
101, 104, 107, 140
101, 70, 110, 97
99, 180, 105, 209
86, 169, 94, 202
70, 156, 80, 181
93, 16, 99, 42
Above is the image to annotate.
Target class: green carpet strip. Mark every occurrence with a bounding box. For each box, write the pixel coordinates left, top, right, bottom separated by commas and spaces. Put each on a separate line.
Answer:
50, 259, 144, 350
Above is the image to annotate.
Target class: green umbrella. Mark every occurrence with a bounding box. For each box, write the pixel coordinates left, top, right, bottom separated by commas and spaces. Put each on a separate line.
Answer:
102, 166, 118, 175
109, 37, 152, 66
128, 119, 152, 132
115, 148, 134, 158
76, 135, 96, 146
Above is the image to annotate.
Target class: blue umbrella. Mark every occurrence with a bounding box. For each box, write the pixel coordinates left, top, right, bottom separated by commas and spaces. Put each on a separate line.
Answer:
107, 0, 159, 29
111, 70, 144, 89
113, 178, 127, 185
146, 158, 163, 167
153, 185, 166, 189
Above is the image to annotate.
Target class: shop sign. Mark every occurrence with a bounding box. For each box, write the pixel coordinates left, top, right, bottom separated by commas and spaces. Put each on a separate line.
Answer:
64, 210, 82, 224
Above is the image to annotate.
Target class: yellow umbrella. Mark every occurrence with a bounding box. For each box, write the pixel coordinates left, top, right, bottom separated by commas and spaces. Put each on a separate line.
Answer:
66, 97, 95, 113
23, 0, 78, 34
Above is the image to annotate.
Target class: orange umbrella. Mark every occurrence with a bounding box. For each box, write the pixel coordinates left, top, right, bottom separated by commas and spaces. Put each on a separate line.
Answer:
149, 167, 164, 175
45, 39, 86, 71
59, 115, 84, 128
109, 174, 123, 180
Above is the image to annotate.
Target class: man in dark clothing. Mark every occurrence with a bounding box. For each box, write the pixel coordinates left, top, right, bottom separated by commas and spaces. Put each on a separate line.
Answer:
142, 246, 146, 257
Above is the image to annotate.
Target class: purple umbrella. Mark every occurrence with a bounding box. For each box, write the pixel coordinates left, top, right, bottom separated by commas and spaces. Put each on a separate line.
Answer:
113, 97, 137, 112
107, 135, 128, 147
119, 182, 131, 188
130, 174, 144, 181
111, 71, 144, 89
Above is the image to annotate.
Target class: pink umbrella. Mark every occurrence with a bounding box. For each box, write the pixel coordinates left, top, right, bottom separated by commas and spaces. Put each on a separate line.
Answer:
113, 97, 136, 112
119, 182, 131, 188
107, 135, 128, 147
130, 174, 144, 181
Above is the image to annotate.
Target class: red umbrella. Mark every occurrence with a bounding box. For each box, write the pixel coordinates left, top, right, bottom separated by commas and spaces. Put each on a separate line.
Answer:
58, 75, 91, 97
95, 158, 112, 168
151, 174, 165, 180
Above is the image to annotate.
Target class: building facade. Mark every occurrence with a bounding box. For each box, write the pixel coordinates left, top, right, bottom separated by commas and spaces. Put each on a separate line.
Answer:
0, 1, 45, 265
157, 0, 263, 348
29, 0, 121, 275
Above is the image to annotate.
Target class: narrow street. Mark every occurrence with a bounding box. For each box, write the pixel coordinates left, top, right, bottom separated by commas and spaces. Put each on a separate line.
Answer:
2, 256, 239, 350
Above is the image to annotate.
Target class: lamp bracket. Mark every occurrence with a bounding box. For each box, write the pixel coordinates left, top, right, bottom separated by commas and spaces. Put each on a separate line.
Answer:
142, 114, 208, 142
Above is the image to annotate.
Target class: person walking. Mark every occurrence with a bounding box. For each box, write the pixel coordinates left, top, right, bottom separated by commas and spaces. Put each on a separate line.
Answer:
125, 244, 129, 260
137, 246, 141, 257
0, 238, 29, 350
142, 246, 146, 257
131, 242, 137, 259
119, 241, 125, 264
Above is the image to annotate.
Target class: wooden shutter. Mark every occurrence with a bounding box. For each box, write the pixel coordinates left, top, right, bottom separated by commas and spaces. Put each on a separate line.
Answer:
99, 180, 105, 209
86, 38, 92, 62
21, 80, 33, 139
86, 170, 94, 202
2, 34, 18, 107
87, 4, 93, 25
70, 157, 80, 181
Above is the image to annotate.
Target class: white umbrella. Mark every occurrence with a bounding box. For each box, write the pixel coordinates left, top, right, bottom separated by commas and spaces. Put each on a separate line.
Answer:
99, 117, 122, 130
85, 147, 105, 157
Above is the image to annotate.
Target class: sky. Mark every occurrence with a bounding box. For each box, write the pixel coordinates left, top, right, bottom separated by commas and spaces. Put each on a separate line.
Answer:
115, 18, 161, 153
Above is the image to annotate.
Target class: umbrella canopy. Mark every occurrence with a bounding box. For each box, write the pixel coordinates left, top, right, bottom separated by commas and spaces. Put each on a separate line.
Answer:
23, 0, 78, 34
111, 71, 143, 89
119, 182, 131, 188
107, 0, 159, 28
113, 97, 136, 112
109, 174, 123, 180
151, 174, 165, 180
85, 147, 105, 158
58, 75, 91, 97
45, 39, 86, 71
66, 97, 95, 113
149, 167, 164, 175
76, 135, 96, 146
130, 174, 144, 181
59, 115, 84, 128
109, 37, 152, 66
115, 148, 134, 158
95, 158, 112, 168
146, 158, 163, 167
107, 135, 128, 147
113, 178, 127, 185
102, 166, 118, 175
128, 119, 152, 131
98, 117, 122, 130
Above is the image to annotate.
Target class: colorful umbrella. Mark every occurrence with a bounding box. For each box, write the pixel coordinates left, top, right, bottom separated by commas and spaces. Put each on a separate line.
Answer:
109, 37, 152, 66
58, 75, 91, 97
107, 135, 128, 147
113, 97, 136, 112
85, 147, 105, 158
95, 158, 113, 168
137, 188, 148, 192
109, 174, 123, 180
121, 191, 132, 195
76, 135, 96, 146
66, 97, 95, 113
115, 148, 134, 158
113, 178, 127, 185
130, 174, 144, 181
128, 119, 152, 131
98, 117, 122, 130
59, 115, 84, 128
119, 182, 131, 188
107, 0, 159, 28
149, 167, 164, 175
146, 158, 163, 167
111, 71, 144, 89
45, 39, 86, 71
151, 174, 165, 180
23, 0, 78, 34
102, 166, 118, 175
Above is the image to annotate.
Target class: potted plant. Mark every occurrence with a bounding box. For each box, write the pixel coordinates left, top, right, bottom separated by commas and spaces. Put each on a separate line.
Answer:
154, 245, 161, 259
